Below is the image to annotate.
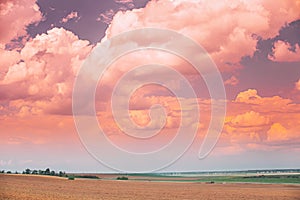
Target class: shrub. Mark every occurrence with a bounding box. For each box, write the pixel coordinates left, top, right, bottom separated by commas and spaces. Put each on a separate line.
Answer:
68, 176, 75, 180
117, 176, 128, 180
75, 175, 99, 179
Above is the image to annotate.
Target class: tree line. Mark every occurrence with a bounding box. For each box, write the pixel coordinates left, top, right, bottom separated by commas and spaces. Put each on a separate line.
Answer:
0, 168, 66, 177
0, 168, 101, 180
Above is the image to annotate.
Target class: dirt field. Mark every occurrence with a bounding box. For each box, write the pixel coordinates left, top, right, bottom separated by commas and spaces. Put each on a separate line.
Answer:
0, 174, 299, 200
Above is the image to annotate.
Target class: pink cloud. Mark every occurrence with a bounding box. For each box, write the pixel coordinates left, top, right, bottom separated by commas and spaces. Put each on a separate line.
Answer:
1, 0, 300, 161
269, 41, 300, 62
0, 47, 20, 79
224, 75, 239, 86
103, 0, 300, 72
0, 0, 42, 45
295, 79, 300, 91
60, 11, 80, 23
3, 62, 27, 84
97, 9, 115, 24
261, 0, 300, 38
0, 27, 92, 115
97, 0, 135, 25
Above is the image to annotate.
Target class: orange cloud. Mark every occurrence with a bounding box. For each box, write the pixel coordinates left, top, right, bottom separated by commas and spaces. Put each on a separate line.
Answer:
235, 89, 262, 104
234, 89, 295, 112
267, 123, 288, 142
217, 88, 300, 154
229, 111, 269, 127
0, 114, 78, 146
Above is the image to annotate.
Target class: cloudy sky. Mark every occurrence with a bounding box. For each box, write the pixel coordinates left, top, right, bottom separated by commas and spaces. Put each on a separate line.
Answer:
1, 0, 300, 172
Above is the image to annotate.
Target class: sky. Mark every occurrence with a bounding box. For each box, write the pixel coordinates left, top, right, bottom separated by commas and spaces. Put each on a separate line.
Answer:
0, 0, 300, 173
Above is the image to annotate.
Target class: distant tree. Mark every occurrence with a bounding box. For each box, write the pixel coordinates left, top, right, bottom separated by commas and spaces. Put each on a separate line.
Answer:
32, 170, 38, 175
25, 168, 31, 174
6, 171, 11, 174
45, 168, 50, 175
50, 170, 55, 176
58, 171, 66, 177
15, 171, 19, 174
0, 170, 4, 173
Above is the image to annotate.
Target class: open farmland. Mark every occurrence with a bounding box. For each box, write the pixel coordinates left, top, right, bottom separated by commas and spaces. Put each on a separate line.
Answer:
0, 174, 299, 200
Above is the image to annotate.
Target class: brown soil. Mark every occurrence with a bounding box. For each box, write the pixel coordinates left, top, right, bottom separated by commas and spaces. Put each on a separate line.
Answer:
0, 174, 299, 200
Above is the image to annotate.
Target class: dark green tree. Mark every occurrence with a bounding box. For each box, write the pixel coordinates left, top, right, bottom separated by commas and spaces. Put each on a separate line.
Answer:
45, 168, 50, 175
25, 168, 31, 174
58, 171, 66, 177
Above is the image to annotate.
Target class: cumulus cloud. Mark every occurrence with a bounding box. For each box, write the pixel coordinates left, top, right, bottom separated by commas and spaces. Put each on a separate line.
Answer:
90, 0, 300, 154
218, 88, 300, 153
229, 111, 269, 127
234, 89, 294, 111
0, 47, 20, 79
0, 0, 42, 45
260, 0, 300, 38
269, 41, 300, 62
0, 0, 43, 89
222, 110, 268, 148
60, 11, 80, 23
235, 89, 262, 104
1, 0, 300, 159
103, 0, 300, 72
0, 27, 92, 115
